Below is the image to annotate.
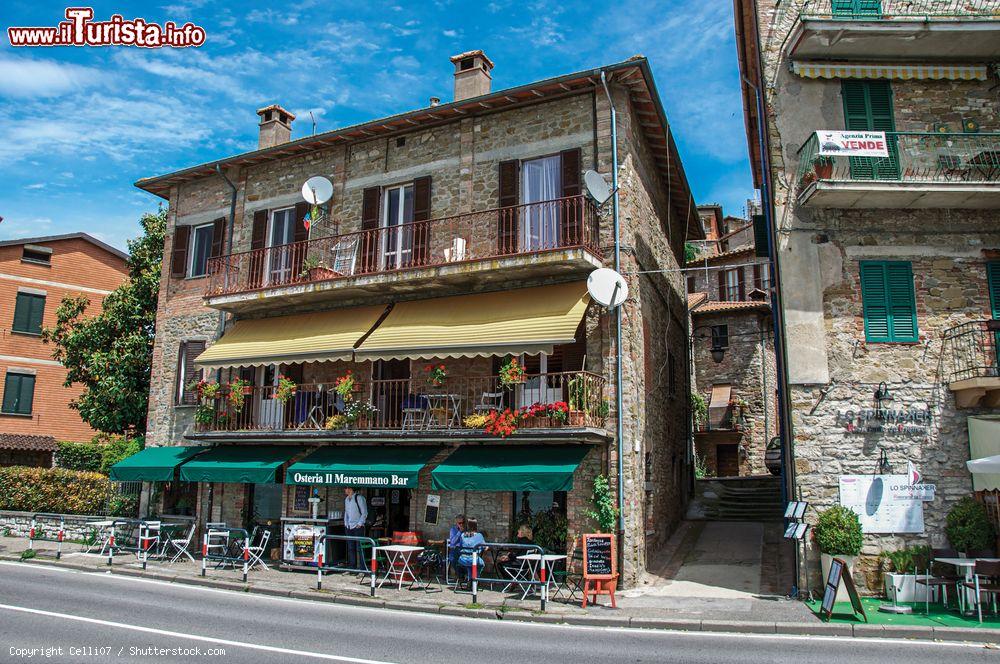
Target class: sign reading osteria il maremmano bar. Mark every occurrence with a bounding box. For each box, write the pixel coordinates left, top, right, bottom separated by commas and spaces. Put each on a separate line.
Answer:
285, 446, 441, 488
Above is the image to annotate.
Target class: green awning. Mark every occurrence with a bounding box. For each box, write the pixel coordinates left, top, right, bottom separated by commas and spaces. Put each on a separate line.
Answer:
108, 446, 209, 482
431, 445, 591, 492
179, 445, 300, 484
287, 446, 441, 488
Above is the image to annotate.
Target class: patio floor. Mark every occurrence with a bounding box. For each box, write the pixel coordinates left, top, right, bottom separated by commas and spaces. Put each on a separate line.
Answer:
808, 597, 1000, 629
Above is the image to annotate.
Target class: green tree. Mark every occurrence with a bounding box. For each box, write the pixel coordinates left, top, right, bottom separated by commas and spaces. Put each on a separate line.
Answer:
684, 242, 700, 263
42, 210, 165, 434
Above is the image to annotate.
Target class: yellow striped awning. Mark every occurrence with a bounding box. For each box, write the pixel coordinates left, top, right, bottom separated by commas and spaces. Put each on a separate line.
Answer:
194, 304, 387, 370
354, 282, 590, 361
791, 62, 987, 81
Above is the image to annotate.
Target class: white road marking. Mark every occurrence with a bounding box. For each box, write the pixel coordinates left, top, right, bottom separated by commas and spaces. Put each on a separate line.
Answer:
0, 603, 399, 664
0, 561, 991, 648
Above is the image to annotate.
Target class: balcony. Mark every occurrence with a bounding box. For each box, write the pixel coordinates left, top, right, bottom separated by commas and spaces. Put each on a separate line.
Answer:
942, 320, 1000, 407
205, 196, 602, 314
186, 371, 609, 441
789, 1, 1000, 61
795, 131, 1000, 208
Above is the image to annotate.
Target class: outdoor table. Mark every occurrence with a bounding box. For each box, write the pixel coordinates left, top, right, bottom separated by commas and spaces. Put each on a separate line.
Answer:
934, 557, 999, 615
424, 394, 463, 428
375, 544, 423, 590
516, 553, 567, 599
84, 520, 117, 555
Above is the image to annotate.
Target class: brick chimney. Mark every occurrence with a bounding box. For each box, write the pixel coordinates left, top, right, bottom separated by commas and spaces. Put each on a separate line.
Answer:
256, 104, 295, 149
450, 50, 493, 102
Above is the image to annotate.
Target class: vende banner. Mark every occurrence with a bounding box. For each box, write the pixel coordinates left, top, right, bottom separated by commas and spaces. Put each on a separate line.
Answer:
816, 130, 889, 157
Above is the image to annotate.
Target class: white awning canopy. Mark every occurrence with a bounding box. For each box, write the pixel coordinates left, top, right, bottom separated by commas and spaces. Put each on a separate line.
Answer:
791, 62, 988, 81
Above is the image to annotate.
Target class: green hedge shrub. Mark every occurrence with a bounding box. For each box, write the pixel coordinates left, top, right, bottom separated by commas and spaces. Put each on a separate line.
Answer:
814, 505, 864, 556
945, 497, 995, 553
0, 466, 112, 514
56, 434, 144, 475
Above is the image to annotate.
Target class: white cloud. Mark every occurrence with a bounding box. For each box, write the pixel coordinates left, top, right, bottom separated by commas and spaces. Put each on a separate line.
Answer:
24, 183, 44, 189
0, 55, 104, 99
0, 216, 53, 241
442, 29, 458, 38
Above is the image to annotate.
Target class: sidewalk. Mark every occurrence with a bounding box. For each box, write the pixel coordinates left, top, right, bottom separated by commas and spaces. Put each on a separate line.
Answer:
2, 535, 998, 643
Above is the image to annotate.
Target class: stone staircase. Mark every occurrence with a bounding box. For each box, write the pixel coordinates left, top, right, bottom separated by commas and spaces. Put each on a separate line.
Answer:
686, 476, 785, 522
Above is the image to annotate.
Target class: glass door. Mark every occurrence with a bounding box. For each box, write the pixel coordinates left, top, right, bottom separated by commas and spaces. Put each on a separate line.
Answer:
267, 208, 297, 284
521, 155, 561, 251
382, 185, 414, 270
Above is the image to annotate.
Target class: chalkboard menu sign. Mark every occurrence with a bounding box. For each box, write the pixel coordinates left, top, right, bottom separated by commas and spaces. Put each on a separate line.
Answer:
820, 557, 867, 623
583, 534, 615, 578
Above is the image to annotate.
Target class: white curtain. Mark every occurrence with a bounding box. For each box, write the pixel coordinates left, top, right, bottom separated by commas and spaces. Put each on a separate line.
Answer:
521, 156, 561, 250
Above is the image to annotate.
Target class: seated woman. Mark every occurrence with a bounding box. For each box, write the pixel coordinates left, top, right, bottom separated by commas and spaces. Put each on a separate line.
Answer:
496, 524, 534, 579
457, 518, 487, 580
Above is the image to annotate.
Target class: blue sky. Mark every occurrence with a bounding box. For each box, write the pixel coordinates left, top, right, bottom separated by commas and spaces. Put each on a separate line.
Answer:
0, 1, 753, 250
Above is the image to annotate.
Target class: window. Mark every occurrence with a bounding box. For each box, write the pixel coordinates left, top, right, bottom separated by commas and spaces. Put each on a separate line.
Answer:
12, 291, 45, 335
860, 260, 918, 343
21, 245, 52, 265
267, 208, 297, 283
686, 276, 696, 294
175, 340, 206, 405
2, 371, 35, 415
382, 183, 415, 269
521, 155, 561, 250
720, 269, 741, 302
188, 222, 215, 278
842, 80, 897, 180
711, 324, 730, 350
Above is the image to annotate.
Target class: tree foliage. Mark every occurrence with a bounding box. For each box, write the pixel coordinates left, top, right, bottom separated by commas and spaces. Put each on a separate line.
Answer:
42, 210, 165, 434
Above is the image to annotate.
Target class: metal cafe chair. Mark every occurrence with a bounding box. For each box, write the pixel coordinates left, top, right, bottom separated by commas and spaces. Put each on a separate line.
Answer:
410, 549, 444, 593
167, 523, 197, 564
247, 529, 272, 571
401, 394, 430, 430
964, 559, 1000, 623
917, 547, 962, 615
474, 392, 504, 414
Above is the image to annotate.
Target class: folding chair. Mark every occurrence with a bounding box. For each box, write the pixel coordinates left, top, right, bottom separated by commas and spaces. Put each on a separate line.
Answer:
964, 559, 1000, 623
410, 549, 444, 593
552, 547, 584, 601
473, 392, 504, 414
247, 529, 271, 571
401, 394, 430, 430
330, 237, 359, 276
167, 523, 197, 564
916, 547, 962, 615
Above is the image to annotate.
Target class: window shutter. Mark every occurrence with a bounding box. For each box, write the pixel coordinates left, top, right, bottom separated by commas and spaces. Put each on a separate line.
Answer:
18, 374, 35, 414
412, 176, 432, 266
293, 203, 310, 243
2, 374, 18, 413
886, 262, 917, 342
178, 340, 206, 405
752, 214, 769, 257
360, 187, 381, 273
753, 264, 763, 291
559, 320, 587, 373
718, 271, 726, 301
249, 210, 268, 288
988, 262, 1000, 321
210, 217, 226, 258
291, 202, 310, 277
559, 148, 582, 246
737, 268, 746, 301
171, 225, 191, 278
13, 293, 31, 332
2, 373, 35, 415
498, 160, 519, 254
842, 80, 897, 180
860, 262, 891, 342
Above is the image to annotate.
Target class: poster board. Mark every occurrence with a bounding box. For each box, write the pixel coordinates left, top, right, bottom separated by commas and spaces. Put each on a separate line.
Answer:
423, 494, 440, 525
293, 486, 310, 511
820, 557, 867, 623
839, 475, 925, 533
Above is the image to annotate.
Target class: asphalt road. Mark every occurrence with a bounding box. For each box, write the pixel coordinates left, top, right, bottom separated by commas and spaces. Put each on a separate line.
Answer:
0, 562, 995, 664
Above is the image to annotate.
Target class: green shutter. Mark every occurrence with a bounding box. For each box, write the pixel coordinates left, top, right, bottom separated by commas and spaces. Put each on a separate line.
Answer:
860, 261, 917, 343
842, 80, 899, 181
752, 214, 769, 257
832, 1, 882, 17
12, 293, 45, 335
2, 373, 35, 415
988, 262, 1000, 321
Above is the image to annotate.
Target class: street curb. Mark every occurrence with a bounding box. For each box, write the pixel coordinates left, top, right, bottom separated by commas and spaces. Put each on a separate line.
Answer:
6, 554, 1000, 643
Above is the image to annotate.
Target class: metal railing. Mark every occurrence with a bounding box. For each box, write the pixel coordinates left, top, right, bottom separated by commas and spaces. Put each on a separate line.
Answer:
195, 371, 608, 434
941, 319, 1000, 383
315, 534, 379, 596
25, 513, 65, 559
206, 195, 602, 297
796, 132, 1000, 189
800, 0, 1000, 20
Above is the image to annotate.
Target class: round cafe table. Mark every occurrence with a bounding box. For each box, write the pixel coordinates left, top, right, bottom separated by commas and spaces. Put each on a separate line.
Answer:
515, 553, 566, 599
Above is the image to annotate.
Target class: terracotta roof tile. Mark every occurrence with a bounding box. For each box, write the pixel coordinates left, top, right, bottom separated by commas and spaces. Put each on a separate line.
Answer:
687, 292, 708, 309
691, 300, 772, 315
0, 434, 58, 452
686, 245, 756, 267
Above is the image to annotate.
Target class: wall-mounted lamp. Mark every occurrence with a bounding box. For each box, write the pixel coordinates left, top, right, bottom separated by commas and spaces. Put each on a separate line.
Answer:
874, 381, 892, 416
710, 340, 726, 364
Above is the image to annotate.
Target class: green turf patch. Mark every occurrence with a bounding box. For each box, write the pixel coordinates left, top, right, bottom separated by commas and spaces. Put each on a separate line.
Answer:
807, 596, 1000, 628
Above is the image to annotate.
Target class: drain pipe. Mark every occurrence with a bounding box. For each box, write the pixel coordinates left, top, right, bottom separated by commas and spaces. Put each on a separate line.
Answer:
214, 164, 239, 367
599, 70, 626, 566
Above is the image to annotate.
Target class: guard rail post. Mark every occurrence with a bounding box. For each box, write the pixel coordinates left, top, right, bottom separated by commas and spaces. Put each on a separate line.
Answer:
540, 556, 547, 612
56, 517, 64, 560
242, 540, 249, 583
27, 517, 35, 553
316, 549, 324, 590
471, 550, 478, 605
107, 524, 115, 567
201, 532, 208, 577
369, 542, 377, 597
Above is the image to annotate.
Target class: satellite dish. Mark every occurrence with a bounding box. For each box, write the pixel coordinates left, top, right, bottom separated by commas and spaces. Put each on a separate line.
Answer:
587, 268, 629, 308
583, 170, 612, 205
302, 176, 334, 205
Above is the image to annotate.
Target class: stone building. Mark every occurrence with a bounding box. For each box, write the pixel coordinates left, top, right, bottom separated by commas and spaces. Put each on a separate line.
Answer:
0, 233, 129, 466
132, 53, 701, 585
734, 1, 1000, 589
687, 207, 776, 478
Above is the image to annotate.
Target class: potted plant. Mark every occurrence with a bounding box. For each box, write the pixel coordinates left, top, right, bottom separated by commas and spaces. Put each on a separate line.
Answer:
194, 402, 216, 428
424, 363, 447, 388
498, 358, 525, 388
813, 155, 834, 180
188, 379, 222, 401
335, 370, 357, 401
227, 378, 251, 412
520, 403, 544, 429
463, 413, 489, 429
548, 401, 570, 426
814, 505, 863, 597
484, 408, 521, 438
324, 414, 349, 430
344, 400, 377, 429
299, 256, 339, 281
880, 545, 930, 603
945, 496, 996, 555
799, 170, 818, 190
274, 374, 297, 403
567, 375, 590, 426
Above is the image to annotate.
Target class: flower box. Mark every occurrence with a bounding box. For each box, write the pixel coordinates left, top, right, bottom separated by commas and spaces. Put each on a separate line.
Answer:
307, 266, 340, 281
568, 410, 587, 426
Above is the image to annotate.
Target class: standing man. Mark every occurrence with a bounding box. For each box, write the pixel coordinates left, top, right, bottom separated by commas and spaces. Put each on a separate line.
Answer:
344, 487, 368, 570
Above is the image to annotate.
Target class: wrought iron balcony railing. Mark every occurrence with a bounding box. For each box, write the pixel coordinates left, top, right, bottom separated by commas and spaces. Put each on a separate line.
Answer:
800, 0, 1000, 20
796, 131, 1000, 190
194, 371, 608, 434
206, 195, 601, 297
941, 319, 1000, 384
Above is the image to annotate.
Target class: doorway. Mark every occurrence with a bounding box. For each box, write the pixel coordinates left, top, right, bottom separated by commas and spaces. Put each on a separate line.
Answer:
382, 184, 415, 269
520, 155, 560, 251
366, 487, 411, 539
716, 444, 740, 478
267, 207, 298, 284
372, 359, 409, 428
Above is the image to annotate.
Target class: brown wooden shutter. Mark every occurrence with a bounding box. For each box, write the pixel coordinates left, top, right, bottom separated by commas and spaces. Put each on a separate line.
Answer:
177, 340, 206, 405
292, 202, 310, 278
412, 176, 432, 266
210, 217, 226, 258
753, 263, 762, 291
171, 225, 191, 278
560, 148, 582, 246
174, 341, 186, 404
738, 268, 746, 301
360, 187, 381, 273
498, 160, 519, 254
249, 210, 268, 288
717, 271, 726, 301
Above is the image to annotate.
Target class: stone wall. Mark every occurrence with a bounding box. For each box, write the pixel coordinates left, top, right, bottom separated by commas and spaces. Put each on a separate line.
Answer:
1, 510, 107, 542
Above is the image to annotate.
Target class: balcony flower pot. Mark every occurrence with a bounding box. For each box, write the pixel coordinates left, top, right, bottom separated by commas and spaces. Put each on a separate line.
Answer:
521, 415, 540, 429
883, 572, 929, 603
308, 266, 340, 281
568, 410, 586, 426
813, 156, 834, 180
